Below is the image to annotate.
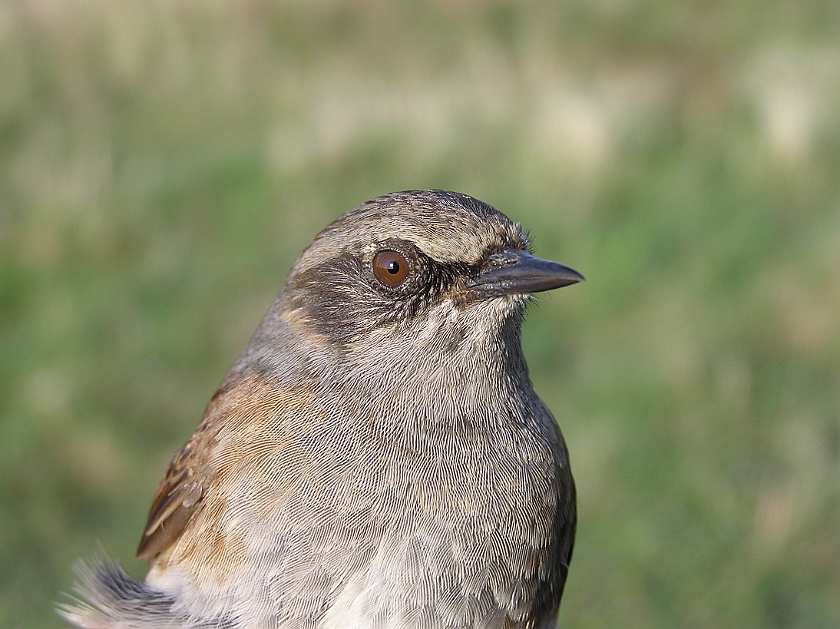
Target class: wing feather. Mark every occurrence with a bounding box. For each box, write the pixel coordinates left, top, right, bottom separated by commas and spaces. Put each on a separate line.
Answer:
136, 391, 223, 560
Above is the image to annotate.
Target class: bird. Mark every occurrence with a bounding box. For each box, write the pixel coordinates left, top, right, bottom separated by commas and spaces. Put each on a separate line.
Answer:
60, 190, 583, 629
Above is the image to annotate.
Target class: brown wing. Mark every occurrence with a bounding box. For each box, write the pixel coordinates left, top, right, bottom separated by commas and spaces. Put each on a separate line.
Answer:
136, 391, 225, 560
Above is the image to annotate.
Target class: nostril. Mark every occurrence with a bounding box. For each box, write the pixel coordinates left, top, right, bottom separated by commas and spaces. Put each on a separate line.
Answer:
485, 249, 523, 269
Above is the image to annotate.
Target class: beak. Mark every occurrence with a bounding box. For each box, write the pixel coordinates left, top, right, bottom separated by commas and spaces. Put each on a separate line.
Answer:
467, 248, 584, 298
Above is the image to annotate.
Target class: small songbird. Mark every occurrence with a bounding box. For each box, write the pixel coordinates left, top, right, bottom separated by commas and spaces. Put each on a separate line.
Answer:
61, 190, 582, 629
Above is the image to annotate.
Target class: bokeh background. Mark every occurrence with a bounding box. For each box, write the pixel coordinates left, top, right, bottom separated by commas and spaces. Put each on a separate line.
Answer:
2, 1, 839, 627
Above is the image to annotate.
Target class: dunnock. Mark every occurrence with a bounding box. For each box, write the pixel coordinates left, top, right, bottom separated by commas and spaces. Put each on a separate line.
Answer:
61, 190, 582, 629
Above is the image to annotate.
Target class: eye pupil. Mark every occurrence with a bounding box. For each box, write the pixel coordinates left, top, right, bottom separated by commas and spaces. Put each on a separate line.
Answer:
373, 250, 410, 288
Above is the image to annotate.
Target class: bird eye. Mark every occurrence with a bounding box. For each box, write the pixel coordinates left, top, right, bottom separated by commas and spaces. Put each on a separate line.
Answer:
372, 250, 410, 288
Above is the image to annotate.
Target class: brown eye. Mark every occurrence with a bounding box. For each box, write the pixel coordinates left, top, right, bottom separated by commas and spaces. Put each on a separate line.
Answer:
373, 250, 410, 288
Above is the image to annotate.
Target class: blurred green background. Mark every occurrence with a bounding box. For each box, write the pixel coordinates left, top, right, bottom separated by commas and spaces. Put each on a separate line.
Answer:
1, 1, 839, 627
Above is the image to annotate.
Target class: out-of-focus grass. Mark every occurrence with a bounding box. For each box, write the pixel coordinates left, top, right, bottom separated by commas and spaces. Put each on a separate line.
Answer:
1, 2, 839, 628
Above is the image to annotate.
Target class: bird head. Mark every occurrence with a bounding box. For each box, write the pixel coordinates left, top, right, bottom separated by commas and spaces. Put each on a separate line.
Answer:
239, 190, 583, 388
